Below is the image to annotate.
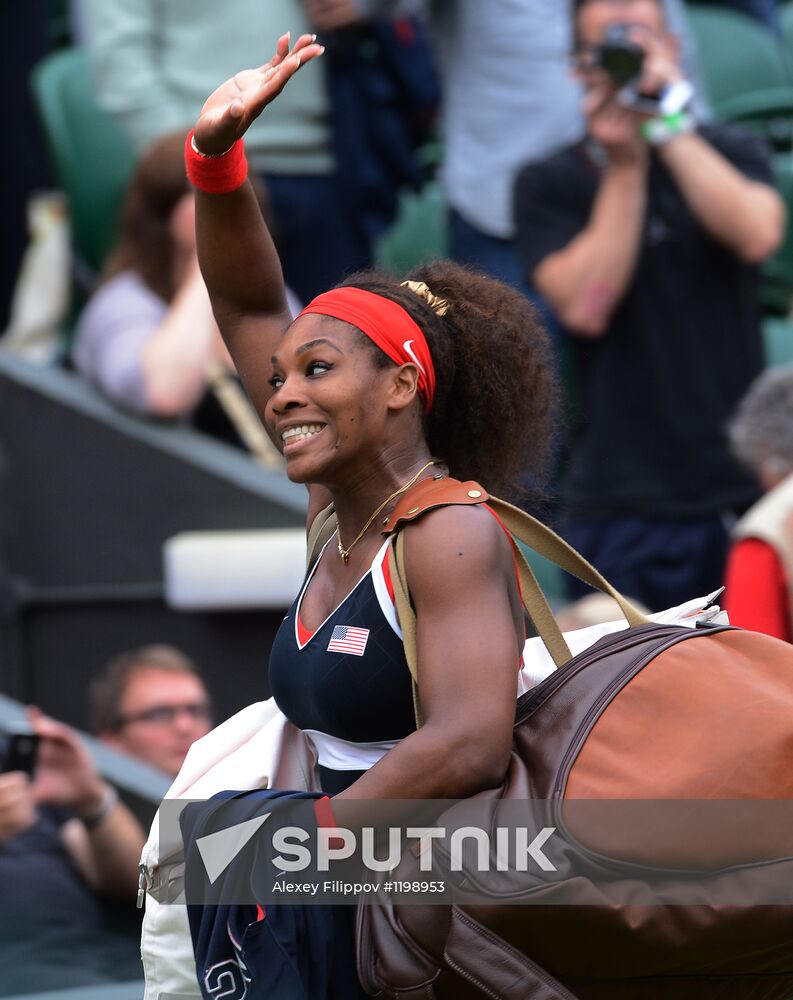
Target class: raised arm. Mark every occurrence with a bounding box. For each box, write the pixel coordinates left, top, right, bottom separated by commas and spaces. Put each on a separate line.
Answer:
191, 33, 323, 417
533, 84, 648, 339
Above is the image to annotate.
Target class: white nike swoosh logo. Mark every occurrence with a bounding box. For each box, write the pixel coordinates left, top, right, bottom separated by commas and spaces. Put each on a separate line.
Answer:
402, 340, 426, 375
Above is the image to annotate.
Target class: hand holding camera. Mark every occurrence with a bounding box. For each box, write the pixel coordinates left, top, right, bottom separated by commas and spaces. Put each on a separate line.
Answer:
580, 22, 693, 160
591, 23, 691, 116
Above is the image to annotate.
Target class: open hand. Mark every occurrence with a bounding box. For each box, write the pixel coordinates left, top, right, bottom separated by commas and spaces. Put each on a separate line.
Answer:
194, 33, 324, 155
27, 707, 107, 818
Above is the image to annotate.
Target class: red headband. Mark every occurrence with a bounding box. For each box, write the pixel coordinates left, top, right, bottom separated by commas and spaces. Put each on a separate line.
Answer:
297, 288, 436, 413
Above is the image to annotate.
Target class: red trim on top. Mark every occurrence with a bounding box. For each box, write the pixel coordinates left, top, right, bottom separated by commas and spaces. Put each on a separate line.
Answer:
255, 904, 266, 922
484, 507, 524, 600
382, 547, 395, 602
296, 614, 315, 646
483, 505, 527, 646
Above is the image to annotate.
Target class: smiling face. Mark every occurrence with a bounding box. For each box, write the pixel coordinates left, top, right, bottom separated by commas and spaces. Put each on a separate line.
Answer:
265, 315, 418, 486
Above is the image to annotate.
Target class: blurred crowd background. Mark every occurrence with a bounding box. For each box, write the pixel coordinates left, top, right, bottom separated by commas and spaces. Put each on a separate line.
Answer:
2, 0, 793, 995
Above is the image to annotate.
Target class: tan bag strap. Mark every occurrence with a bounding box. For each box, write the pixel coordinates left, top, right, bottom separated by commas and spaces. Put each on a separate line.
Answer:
510, 542, 572, 667
305, 503, 338, 571
485, 495, 648, 629
383, 479, 647, 633
390, 530, 424, 726
390, 520, 572, 727
306, 481, 650, 726
387, 486, 650, 727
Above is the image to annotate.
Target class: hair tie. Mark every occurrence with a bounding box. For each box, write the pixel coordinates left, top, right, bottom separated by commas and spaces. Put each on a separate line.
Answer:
401, 280, 450, 317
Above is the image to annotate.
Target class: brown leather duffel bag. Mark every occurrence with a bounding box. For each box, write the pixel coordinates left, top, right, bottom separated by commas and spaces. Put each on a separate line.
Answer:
315, 478, 793, 1000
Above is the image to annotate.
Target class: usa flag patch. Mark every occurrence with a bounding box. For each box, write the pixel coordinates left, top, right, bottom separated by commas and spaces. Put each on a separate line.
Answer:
327, 625, 370, 656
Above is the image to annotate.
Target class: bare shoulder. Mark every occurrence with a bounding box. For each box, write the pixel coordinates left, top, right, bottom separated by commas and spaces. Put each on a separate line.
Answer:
402, 503, 513, 594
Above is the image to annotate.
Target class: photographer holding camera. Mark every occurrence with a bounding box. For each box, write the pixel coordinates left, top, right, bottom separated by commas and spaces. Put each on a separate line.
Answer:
0, 710, 145, 993
514, 0, 785, 612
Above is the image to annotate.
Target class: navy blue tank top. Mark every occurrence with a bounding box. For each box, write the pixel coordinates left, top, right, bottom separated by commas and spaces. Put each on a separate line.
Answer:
269, 537, 417, 793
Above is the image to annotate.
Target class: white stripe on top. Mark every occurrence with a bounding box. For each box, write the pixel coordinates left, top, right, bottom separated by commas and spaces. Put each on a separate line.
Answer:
303, 729, 401, 771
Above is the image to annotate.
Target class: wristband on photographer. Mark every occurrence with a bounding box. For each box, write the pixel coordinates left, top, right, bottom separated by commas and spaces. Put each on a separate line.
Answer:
640, 110, 694, 147
185, 129, 248, 194
79, 784, 119, 831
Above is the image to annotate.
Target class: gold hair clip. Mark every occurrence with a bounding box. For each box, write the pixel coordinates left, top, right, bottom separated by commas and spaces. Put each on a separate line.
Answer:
401, 280, 450, 317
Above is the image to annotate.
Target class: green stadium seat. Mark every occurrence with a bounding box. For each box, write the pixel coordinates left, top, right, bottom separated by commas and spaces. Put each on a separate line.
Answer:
686, 5, 793, 149
781, 3, 793, 77
375, 179, 448, 276
517, 542, 567, 610
763, 315, 793, 367
30, 47, 135, 281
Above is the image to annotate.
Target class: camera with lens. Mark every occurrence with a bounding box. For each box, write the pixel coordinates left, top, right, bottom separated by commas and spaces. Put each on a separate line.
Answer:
592, 23, 644, 86
591, 22, 693, 117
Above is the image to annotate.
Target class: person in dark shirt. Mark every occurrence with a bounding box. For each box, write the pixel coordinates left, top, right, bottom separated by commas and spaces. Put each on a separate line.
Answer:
514, 0, 785, 610
0, 710, 145, 994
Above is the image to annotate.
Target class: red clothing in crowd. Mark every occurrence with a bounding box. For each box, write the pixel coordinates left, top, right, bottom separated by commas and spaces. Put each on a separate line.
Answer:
723, 537, 791, 642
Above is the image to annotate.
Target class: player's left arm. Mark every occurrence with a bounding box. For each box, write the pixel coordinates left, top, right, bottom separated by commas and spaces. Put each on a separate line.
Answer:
335, 504, 522, 801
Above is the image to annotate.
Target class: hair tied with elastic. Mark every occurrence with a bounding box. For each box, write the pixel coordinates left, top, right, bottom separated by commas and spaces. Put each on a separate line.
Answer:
401, 280, 450, 317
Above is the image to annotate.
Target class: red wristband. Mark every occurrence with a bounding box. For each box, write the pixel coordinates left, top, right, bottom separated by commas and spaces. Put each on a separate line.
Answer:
185, 129, 248, 194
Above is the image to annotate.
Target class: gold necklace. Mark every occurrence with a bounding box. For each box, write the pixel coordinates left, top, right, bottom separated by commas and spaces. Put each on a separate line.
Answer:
336, 460, 438, 565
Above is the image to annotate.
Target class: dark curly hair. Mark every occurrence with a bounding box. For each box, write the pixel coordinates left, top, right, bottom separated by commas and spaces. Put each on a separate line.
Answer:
338, 261, 559, 500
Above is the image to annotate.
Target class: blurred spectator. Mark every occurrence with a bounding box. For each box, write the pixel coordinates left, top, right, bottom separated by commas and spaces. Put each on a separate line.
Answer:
72, 132, 294, 457
556, 592, 651, 631
90, 644, 213, 777
376, 0, 700, 304
690, 0, 779, 31
73, 133, 228, 419
0, 709, 145, 993
514, 0, 784, 611
725, 366, 793, 640
79, 0, 435, 301
0, 1, 53, 330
